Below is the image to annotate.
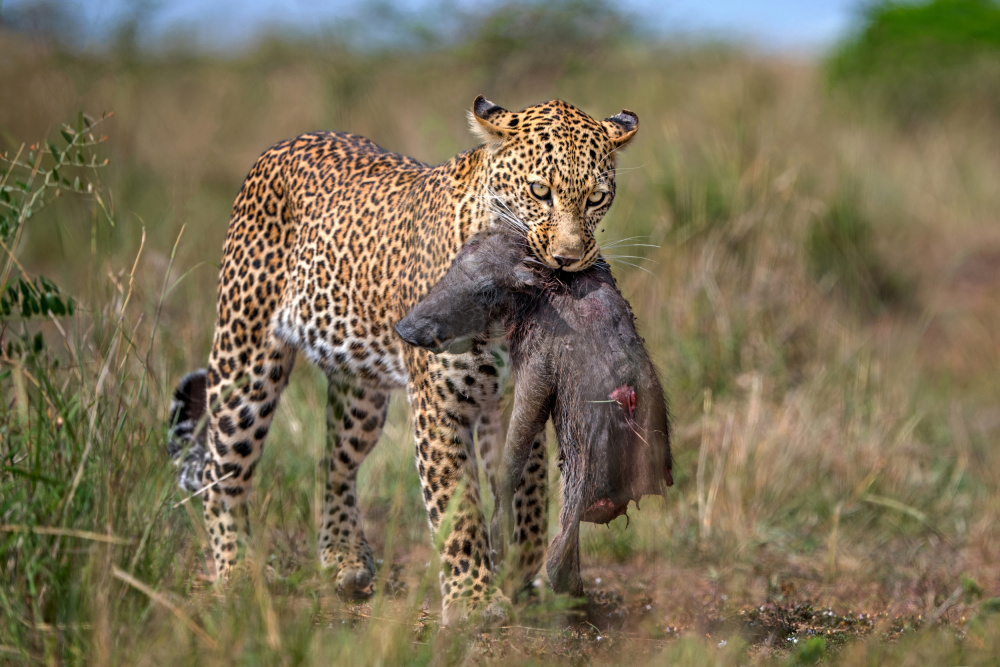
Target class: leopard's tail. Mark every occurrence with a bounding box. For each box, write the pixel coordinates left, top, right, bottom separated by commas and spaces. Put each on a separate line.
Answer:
167, 369, 211, 493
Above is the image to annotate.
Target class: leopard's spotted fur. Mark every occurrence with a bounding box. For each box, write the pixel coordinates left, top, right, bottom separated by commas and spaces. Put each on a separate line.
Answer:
184, 96, 637, 624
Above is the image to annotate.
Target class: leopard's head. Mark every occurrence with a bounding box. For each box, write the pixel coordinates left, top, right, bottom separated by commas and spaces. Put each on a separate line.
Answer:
469, 96, 638, 272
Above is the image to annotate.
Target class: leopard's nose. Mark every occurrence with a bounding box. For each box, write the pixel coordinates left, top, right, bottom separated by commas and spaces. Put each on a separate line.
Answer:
552, 254, 580, 268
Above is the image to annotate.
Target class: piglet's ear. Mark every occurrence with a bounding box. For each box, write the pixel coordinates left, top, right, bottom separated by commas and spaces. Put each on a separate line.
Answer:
469, 96, 519, 146
602, 109, 639, 150
512, 262, 543, 289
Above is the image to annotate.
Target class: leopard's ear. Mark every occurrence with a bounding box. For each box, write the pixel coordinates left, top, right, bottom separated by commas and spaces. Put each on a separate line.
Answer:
602, 109, 639, 150
469, 96, 518, 146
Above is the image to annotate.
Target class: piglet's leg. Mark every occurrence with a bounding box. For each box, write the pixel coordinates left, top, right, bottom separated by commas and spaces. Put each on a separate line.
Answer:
546, 436, 585, 597
497, 382, 551, 594
546, 506, 583, 597
479, 401, 546, 586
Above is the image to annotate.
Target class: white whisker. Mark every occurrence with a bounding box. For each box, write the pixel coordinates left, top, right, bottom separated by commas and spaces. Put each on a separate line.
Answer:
605, 258, 657, 277
604, 243, 661, 251
601, 239, 660, 251
599, 234, 653, 244
601, 254, 660, 264
446, 181, 531, 235
599, 164, 645, 176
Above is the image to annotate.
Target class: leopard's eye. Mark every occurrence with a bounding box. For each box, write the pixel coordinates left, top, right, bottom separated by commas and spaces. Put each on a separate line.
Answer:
529, 182, 551, 201
586, 190, 607, 207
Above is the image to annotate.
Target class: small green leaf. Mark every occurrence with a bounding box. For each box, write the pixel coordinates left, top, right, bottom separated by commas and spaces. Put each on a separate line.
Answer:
792, 636, 827, 664
47, 294, 66, 316
962, 575, 984, 603
60, 129, 74, 144
982, 598, 1000, 615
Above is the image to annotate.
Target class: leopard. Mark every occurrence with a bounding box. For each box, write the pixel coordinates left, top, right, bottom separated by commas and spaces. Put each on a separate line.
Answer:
176, 96, 638, 625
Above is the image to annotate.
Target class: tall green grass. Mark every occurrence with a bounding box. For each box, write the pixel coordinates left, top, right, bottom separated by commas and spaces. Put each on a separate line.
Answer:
0, 114, 187, 661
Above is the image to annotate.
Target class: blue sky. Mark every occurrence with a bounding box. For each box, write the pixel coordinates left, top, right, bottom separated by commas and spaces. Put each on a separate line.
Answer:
9, 0, 864, 52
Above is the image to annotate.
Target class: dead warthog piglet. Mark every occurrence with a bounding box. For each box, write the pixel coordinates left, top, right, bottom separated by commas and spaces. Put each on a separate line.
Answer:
396, 230, 672, 597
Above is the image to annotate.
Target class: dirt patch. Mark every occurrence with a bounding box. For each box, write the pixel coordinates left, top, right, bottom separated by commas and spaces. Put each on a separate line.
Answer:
952, 247, 1000, 295
305, 558, 981, 664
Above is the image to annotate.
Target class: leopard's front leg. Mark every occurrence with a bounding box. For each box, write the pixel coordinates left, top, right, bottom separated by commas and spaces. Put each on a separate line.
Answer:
405, 346, 510, 626
318, 377, 388, 598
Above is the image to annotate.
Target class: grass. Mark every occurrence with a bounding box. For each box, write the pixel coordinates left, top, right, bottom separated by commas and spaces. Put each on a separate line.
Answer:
2, 22, 1000, 665
805, 184, 910, 317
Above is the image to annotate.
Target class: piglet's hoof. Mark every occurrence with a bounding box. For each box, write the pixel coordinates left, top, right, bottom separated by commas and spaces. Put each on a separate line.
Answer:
335, 567, 375, 600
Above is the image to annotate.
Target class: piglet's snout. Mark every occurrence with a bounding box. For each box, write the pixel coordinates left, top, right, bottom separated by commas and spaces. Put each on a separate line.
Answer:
583, 497, 629, 524
394, 318, 423, 347
394, 317, 444, 350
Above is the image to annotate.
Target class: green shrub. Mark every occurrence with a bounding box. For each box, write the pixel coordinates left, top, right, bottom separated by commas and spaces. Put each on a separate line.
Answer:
827, 0, 1000, 123
789, 636, 827, 665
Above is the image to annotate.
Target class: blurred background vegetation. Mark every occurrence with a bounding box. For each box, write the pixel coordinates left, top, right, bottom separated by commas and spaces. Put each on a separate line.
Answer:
1, 0, 999, 664
827, 0, 1000, 123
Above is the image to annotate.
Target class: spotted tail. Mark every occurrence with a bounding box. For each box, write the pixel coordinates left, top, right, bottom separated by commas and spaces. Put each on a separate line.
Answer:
167, 369, 211, 493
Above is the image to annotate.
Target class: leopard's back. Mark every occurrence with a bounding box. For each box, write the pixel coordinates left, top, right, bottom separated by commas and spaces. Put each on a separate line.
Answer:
215, 131, 449, 388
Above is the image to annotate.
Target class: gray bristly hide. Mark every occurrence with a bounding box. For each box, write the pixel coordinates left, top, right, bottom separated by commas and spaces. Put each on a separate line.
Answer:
166, 369, 211, 493
396, 230, 672, 597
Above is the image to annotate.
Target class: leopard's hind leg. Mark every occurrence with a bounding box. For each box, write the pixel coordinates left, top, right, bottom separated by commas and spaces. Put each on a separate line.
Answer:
203, 335, 296, 580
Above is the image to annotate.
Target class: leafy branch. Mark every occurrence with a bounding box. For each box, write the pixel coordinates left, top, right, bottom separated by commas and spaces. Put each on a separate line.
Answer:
0, 111, 112, 331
